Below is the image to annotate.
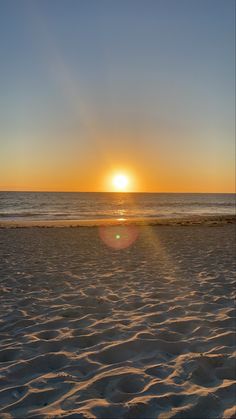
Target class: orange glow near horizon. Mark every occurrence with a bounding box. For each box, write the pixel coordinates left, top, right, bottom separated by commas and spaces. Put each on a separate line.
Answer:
0, 167, 235, 193
0, 156, 235, 193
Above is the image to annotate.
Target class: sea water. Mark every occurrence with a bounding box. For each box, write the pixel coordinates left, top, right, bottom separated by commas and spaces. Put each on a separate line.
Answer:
0, 192, 235, 222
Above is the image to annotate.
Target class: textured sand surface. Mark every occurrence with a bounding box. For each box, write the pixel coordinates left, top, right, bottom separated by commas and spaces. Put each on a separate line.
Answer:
0, 225, 235, 418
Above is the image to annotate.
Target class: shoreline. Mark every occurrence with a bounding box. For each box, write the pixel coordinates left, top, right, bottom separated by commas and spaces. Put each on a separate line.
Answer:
0, 214, 235, 228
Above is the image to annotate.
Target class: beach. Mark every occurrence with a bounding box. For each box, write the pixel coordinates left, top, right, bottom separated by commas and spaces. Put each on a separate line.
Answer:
0, 223, 235, 418
1, 0, 235, 416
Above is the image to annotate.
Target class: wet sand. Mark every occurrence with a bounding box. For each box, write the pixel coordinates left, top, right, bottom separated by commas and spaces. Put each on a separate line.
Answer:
0, 224, 235, 418
0, 214, 235, 228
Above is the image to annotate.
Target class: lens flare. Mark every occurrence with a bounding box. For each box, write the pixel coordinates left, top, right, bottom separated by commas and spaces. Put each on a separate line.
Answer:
99, 225, 139, 250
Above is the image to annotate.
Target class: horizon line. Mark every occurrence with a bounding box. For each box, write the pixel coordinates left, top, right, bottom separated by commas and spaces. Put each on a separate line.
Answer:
0, 190, 235, 194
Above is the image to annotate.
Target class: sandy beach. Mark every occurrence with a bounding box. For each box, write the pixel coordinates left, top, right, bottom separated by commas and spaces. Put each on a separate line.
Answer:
0, 223, 235, 418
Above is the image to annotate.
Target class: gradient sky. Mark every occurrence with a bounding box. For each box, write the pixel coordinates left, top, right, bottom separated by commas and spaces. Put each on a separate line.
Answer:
0, 0, 235, 192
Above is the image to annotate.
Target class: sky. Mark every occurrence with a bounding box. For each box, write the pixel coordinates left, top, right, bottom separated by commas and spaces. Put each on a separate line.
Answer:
0, 0, 235, 192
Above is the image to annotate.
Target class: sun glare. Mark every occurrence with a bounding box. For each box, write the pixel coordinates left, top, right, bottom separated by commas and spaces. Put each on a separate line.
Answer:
112, 174, 129, 191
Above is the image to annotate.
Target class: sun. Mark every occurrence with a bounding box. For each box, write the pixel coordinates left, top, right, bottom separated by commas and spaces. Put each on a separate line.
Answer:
112, 174, 129, 191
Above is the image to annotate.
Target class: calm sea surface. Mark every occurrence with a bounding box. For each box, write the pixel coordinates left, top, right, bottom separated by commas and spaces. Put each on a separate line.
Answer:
0, 192, 235, 222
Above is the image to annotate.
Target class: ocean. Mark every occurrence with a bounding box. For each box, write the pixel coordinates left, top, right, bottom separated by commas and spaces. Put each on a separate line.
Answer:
0, 192, 235, 223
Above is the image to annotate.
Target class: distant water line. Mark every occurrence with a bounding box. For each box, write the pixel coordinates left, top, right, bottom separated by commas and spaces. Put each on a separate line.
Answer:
0, 192, 235, 223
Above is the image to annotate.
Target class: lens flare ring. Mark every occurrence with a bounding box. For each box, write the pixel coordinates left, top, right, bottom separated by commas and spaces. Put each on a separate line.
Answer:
99, 225, 139, 250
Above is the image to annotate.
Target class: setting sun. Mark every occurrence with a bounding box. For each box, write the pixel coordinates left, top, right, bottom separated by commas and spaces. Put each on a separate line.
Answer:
112, 174, 129, 191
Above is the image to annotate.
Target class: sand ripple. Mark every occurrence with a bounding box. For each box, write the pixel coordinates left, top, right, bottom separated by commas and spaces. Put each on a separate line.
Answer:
0, 225, 235, 418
